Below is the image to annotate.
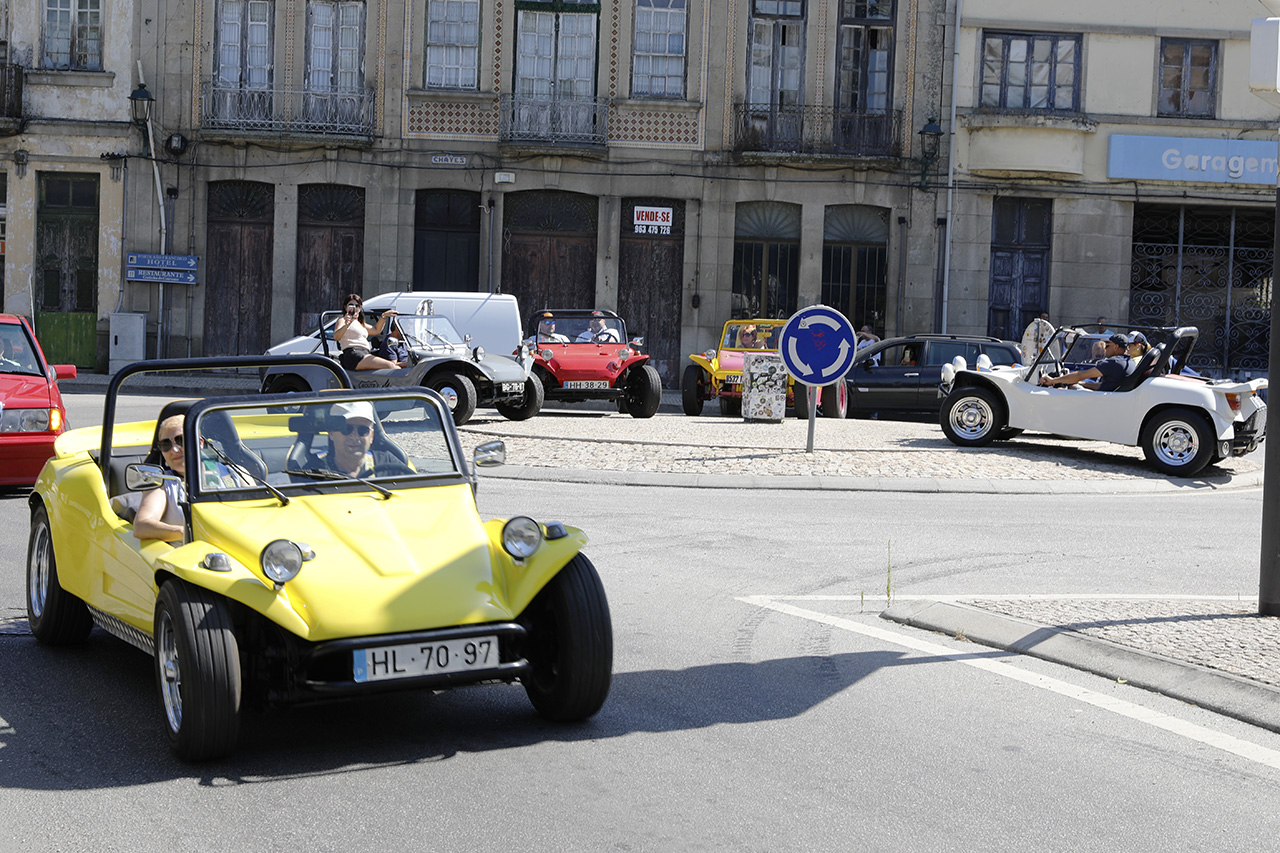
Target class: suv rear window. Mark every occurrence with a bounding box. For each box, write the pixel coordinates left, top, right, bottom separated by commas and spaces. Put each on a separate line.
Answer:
980, 343, 1021, 365
926, 341, 979, 366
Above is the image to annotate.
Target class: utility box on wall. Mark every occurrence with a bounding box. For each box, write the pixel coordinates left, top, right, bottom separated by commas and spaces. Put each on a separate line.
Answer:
108, 313, 146, 374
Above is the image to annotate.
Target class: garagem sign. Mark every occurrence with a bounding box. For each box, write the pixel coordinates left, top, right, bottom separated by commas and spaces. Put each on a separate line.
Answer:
1107, 134, 1278, 186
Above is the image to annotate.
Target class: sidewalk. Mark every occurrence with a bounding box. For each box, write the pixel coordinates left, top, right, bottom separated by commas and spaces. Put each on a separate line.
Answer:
58, 370, 1280, 729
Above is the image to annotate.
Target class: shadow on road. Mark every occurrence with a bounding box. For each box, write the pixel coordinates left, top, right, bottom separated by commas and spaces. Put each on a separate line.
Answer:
0, 629, 911, 790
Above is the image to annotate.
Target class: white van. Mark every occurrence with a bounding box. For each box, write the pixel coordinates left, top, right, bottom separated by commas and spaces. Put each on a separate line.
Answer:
267, 291, 526, 363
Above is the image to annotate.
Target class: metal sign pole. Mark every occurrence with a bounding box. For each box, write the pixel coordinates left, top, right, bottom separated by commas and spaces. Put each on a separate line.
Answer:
806, 385, 817, 452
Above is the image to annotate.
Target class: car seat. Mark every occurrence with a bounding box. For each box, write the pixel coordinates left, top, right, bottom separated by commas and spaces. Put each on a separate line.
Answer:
198, 409, 269, 481
1112, 344, 1164, 393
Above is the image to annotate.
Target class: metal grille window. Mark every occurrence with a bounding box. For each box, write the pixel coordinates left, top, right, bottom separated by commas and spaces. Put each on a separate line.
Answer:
425, 0, 479, 89
1158, 38, 1216, 118
835, 0, 892, 112
980, 31, 1079, 112
217, 0, 273, 89
43, 0, 101, 71
1129, 204, 1272, 376
631, 0, 686, 98
308, 1, 363, 91
821, 204, 888, 333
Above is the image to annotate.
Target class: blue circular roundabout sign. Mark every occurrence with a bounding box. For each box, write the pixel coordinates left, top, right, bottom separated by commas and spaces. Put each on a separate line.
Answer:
778, 305, 858, 387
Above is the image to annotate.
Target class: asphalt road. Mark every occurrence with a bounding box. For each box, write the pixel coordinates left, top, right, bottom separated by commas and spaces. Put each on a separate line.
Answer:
2, 393, 1280, 850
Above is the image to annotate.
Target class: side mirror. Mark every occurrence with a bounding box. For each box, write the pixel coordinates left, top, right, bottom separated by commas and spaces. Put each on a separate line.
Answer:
125, 463, 170, 491
630, 337, 645, 349
54, 364, 77, 379
473, 440, 506, 468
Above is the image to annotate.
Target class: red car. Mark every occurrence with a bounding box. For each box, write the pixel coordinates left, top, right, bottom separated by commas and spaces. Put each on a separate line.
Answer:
524, 309, 663, 418
0, 314, 76, 486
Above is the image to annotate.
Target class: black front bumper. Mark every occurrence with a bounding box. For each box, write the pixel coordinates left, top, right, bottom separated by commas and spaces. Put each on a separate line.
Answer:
262, 621, 529, 704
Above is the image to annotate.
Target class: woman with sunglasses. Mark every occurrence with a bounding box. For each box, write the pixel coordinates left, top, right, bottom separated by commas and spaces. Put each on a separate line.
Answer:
334, 293, 403, 371
134, 415, 190, 541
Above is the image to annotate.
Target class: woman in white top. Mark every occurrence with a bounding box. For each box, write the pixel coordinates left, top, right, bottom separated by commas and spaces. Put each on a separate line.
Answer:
333, 293, 403, 370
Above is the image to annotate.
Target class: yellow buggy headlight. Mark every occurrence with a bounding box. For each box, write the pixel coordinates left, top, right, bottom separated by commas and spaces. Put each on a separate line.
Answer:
261, 539, 307, 585
502, 517, 542, 559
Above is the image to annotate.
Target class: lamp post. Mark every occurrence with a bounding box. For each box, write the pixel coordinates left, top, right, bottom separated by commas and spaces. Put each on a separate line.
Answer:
918, 117, 943, 190
128, 73, 170, 355
1248, 11, 1280, 615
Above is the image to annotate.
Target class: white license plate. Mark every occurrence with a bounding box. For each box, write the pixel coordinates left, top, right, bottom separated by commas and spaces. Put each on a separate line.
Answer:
564, 380, 610, 389
501, 382, 524, 393
353, 634, 499, 683
725, 374, 742, 385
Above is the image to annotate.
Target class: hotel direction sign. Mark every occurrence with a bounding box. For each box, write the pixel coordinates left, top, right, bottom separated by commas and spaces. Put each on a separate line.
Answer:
126, 253, 199, 285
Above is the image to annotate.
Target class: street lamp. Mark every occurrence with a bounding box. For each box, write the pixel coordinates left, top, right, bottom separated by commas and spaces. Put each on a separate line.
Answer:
129, 82, 154, 134
918, 117, 943, 190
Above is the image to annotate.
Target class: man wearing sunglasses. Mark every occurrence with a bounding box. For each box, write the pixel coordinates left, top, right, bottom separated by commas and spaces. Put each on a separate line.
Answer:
325, 401, 386, 478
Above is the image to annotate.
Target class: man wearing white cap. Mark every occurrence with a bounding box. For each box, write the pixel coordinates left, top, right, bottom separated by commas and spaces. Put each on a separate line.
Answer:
326, 401, 381, 477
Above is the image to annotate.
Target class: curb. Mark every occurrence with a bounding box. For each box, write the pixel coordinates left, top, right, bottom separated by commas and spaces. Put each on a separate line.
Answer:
476, 463, 1263, 494
881, 600, 1280, 735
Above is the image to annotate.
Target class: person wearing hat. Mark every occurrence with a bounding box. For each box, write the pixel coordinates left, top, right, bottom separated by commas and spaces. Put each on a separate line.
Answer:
527, 313, 569, 345
576, 311, 620, 343
323, 401, 410, 478
1039, 333, 1134, 391
1126, 331, 1150, 359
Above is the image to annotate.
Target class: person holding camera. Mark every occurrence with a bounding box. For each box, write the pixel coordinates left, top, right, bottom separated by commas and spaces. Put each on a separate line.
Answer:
334, 293, 402, 370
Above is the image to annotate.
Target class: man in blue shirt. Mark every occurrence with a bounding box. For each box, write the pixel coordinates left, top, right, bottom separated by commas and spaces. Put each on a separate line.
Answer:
1039, 334, 1134, 391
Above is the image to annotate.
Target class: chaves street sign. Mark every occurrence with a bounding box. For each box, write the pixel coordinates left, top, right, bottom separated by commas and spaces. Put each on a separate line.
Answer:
779, 304, 857, 387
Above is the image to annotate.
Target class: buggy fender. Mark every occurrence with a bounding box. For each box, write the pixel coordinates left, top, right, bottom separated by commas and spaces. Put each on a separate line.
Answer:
261, 363, 342, 393
689, 354, 714, 374
483, 519, 588, 615
155, 541, 314, 637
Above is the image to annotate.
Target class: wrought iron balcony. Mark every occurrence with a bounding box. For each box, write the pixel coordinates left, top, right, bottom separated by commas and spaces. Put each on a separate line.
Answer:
200, 81, 375, 137
733, 105, 901, 158
0, 64, 23, 120
499, 94, 609, 146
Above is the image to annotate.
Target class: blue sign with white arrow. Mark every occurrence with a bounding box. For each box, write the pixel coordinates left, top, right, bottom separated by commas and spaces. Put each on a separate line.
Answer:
778, 305, 857, 387
127, 253, 199, 270
126, 268, 198, 284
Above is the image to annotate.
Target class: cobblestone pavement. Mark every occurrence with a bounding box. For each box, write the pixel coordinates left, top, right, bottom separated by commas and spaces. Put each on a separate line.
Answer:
963, 597, 1277, 687
458, 408, 1262, 485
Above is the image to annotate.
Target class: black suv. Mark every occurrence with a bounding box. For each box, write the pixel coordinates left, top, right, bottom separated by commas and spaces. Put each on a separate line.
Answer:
844, 334, 1022, 418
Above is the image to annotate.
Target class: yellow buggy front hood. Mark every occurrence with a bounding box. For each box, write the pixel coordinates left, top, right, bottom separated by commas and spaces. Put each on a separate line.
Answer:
181, 483, 515, 641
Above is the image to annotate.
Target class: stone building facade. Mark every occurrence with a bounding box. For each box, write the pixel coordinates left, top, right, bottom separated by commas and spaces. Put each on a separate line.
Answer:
0, 0, 1270, 380
944, 0, 1275, 378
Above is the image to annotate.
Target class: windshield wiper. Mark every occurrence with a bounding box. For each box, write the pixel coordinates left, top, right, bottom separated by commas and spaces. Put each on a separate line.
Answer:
286, 467, 394, 499
203, 441, 291, 505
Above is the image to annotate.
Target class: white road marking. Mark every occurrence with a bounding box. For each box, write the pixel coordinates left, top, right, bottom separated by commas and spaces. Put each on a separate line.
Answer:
739, 595, 1280, 771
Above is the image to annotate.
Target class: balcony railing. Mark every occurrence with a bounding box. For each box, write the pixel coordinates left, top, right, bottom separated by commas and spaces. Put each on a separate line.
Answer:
733, 105, 902, 158
499, 94, 609, 146
200, 81, 375, 137
0, 64, 23, 119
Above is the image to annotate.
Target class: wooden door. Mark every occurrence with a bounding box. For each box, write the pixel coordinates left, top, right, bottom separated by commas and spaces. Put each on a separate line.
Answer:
205, 181, 274, 355
295, 184, 365, 334
988, 198, 1050, 341
618, 198, 684, 387
35, 173, 99, 366
413, 190, 480, 291
500, 191, 598, 312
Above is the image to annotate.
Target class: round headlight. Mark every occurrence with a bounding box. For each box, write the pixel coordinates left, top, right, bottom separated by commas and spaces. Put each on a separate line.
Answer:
473, 346, 485, 361
976, 354, 992, 371
703, 349, 717, 360
261, 539, 305, 585
940, 363, 956, 384
501, 516, 542, 560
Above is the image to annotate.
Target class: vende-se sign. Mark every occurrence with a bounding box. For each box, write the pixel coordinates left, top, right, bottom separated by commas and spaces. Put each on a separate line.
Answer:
633, 206, 672, 235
